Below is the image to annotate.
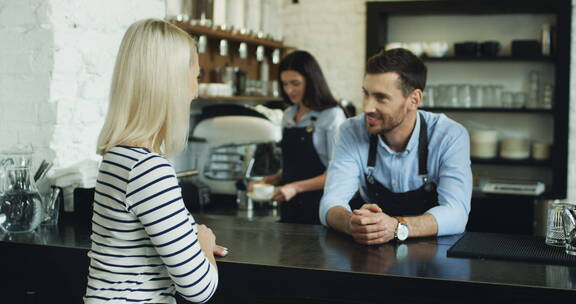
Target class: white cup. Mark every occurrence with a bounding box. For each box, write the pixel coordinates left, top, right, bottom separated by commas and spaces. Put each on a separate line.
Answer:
423, 41, 449, 57
253, 183, 275, 198
405, 42, 424, 56
206, 83, 219, 96
532, 142, 551, 160
385, 42, 404, 50
198, 83, 208, 96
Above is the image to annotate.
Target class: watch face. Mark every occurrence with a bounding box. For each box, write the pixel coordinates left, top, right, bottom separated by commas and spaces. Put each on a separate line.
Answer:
397, 224, 409, 241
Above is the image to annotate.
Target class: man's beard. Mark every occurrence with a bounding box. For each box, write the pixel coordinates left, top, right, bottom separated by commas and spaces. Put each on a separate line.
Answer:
365, 112, 405, 135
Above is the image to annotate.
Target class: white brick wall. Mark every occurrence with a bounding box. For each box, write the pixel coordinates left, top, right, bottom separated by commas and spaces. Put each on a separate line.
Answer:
0, 0, 52, 159
48, 0, 165, 167
281, 0, 366, 108
0, 0, 164, 167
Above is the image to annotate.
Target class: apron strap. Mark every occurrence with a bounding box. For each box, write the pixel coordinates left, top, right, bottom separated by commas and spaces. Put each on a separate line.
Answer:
366, 133, 378, 184
417, 113, 429, 176
306, 116, 317, 133
366, 113, 429, 183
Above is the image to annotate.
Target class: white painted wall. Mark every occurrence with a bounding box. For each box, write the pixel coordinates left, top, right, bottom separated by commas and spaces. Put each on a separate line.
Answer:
0, 0, 165, 167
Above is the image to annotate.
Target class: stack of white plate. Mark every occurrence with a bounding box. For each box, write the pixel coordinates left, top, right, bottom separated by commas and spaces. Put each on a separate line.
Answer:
500, 138, 530, 159
470, 130, 498, 159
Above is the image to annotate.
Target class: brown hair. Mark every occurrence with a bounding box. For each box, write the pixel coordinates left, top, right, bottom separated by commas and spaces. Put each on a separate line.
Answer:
365, 48, 427, 97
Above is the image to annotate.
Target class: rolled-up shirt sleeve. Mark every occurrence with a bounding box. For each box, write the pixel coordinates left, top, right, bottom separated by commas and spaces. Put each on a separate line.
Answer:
425, 126, 472, 236
319, 122, 362, 226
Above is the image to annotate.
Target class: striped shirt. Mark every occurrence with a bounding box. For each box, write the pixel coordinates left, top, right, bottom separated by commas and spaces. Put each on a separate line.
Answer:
84, 146, 218, 304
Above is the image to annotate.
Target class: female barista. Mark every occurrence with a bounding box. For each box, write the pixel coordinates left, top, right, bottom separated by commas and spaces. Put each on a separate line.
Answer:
250, 50, 347, 224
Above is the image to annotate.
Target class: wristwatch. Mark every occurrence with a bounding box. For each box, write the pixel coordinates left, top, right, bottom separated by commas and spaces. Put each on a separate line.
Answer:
394, 217, 409, 241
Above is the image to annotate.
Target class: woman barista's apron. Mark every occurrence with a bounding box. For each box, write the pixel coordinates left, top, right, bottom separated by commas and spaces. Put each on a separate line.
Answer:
279, 117, 325, 224
350, 114, 439, 216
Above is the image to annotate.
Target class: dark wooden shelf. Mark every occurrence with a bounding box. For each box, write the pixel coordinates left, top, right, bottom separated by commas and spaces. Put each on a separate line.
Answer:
420, 107, 553, 114
471, 157, 551, 167
173, 22, 293, 50
198, 96, 283, 102
422, 55, 555, 62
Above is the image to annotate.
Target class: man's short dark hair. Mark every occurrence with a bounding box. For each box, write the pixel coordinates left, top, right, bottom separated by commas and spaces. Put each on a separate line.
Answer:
365, 48, 427, 97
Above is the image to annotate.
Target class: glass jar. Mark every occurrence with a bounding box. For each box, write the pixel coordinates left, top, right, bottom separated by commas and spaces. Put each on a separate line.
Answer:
0, 150, 43, 233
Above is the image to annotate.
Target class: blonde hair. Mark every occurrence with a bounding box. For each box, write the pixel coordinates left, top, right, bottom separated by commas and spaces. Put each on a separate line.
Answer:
97, 18, 197, 157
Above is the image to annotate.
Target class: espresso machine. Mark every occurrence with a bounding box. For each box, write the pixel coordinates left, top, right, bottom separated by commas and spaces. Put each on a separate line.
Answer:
171, 104, 282, 208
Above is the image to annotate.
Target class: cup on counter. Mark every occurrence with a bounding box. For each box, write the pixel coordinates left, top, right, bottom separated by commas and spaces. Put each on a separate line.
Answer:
253, 183, 275, 199
470, 130, 498, 159
41, 187, 61, 226
546, 201, 570, 246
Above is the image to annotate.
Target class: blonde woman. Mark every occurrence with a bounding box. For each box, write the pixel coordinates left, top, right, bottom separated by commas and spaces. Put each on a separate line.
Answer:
84, 19, 225, 304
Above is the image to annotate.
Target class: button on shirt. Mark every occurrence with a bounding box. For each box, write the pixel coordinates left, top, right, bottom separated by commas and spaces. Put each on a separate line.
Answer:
319, 111, 472, 236
282, 105, 347, 167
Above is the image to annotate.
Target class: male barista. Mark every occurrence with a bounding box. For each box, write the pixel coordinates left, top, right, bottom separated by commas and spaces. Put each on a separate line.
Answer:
319, 48, 472, 244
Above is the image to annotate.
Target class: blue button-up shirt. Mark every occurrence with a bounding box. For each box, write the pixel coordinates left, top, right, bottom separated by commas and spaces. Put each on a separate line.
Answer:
319, 111, 472, 236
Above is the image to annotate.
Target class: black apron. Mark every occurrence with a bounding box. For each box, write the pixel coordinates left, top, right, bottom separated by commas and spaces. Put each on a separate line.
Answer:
279, 117, 325, 224
350, 113, 439, 216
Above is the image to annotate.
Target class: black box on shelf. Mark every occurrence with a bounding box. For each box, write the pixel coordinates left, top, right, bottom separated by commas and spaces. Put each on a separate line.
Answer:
511, 40, 541, 57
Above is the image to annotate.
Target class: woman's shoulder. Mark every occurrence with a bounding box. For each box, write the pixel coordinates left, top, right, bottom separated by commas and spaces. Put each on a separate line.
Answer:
105, 145, 169, 171
316, 106, 347, 125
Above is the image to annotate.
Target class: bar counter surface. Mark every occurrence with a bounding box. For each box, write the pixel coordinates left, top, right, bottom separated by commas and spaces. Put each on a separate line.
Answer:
1, 208, 575, 303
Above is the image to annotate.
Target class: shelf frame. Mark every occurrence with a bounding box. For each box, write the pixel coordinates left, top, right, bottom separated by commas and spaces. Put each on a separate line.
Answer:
366, 0, 571, 199
198, 96, 283, 102
471, 157, 552, 167
173, 22, 294, 50
420, 107, 554, 114
421, 56, 555, 63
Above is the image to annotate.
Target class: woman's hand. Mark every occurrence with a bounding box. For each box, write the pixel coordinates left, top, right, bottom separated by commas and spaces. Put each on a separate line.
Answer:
197, 224, 216, 258
213, 244, 228, 257
272, 183, 300, 202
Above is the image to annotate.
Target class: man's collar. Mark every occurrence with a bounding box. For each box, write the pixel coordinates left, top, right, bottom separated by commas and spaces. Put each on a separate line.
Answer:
377, 112, 420, 155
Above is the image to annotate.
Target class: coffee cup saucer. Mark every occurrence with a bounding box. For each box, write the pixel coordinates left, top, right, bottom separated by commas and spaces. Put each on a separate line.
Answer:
247, 191, 274, 202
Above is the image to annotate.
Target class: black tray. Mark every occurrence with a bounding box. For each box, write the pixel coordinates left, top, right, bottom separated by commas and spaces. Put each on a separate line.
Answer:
447, 232, 576, 266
